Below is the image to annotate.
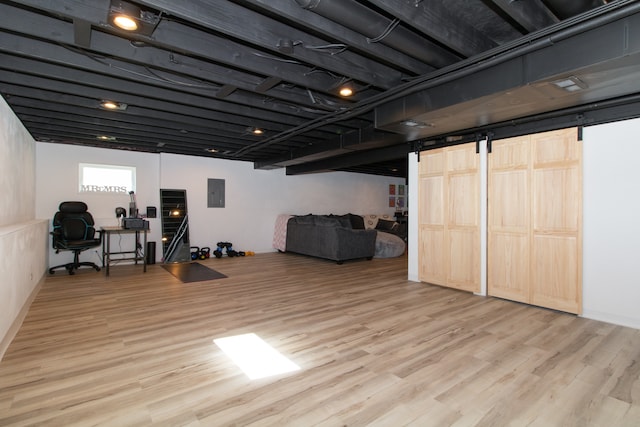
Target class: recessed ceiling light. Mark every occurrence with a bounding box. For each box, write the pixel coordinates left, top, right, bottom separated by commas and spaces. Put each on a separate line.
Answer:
97, 135, 116, 141
101, 101, 118, 109
402, 120, 433, 128
205, 148, 218, 153
339, 85, 354, 97
108, 1, 160, 36
109, 1, 141, 31
552, 76, 587, 92
112, 14, 138, 31
100, 100, 128, 111
252, 128, 264, 135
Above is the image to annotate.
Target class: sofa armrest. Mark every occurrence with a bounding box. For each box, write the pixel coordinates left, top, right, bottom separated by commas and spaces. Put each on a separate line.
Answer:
334, 228, 377, 260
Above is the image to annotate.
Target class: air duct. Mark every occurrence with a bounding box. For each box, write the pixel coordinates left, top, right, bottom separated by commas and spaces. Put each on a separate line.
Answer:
375, 8, 640, 140
545, 0, 609, 19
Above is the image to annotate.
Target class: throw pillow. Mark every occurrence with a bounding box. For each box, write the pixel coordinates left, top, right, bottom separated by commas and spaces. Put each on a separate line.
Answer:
375, 218, 396, 231
348, 213, 365, 230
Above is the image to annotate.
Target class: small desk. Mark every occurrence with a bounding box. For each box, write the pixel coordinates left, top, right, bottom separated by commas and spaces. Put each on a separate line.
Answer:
101, 226, 148, 276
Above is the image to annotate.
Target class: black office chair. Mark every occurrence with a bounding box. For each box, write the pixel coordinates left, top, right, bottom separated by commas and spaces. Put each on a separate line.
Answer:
49, 201, 102, 275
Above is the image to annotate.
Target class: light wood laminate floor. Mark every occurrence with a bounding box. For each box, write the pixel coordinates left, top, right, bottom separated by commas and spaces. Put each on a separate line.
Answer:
1, 253, 639, 426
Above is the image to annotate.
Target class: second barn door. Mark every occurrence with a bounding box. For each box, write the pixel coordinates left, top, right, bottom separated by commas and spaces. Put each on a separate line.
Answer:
488, 128, 582, 314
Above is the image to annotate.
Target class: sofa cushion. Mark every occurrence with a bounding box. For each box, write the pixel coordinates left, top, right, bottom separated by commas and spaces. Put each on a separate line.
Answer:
362, 214, 395, 230
315, 215, 351, 228
291, 215, 316, 225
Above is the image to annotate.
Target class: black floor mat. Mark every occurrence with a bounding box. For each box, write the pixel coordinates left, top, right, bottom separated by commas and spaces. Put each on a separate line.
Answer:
162, 262, 227, 283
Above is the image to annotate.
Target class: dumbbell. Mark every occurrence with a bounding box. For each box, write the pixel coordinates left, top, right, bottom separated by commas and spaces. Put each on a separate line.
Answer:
213, 242, 225, 258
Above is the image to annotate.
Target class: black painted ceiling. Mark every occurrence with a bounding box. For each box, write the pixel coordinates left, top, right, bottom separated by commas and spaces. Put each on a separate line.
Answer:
2, 0, 640, 178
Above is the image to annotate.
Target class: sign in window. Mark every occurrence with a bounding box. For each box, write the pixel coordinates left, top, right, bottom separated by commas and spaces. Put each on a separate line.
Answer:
79, 163, 136, 194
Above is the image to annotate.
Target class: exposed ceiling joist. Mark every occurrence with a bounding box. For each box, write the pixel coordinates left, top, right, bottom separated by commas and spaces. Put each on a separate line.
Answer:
0, 0, 638, 179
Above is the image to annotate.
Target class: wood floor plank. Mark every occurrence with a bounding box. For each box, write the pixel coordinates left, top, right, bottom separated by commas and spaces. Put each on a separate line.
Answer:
1, 253, 639, 426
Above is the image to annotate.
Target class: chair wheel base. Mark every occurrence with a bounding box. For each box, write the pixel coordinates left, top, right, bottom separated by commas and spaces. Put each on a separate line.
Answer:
49, 261, 101, 275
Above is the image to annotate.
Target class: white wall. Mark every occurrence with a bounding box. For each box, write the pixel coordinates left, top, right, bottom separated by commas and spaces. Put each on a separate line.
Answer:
0, 96, 48, 358
35, 146, 404, 263
36, 143, 162, 267
407, 119, 640, 329
582, 118, 640, 329
0, 98, 35, 226
407, 153, 419, 282
160, 153, 402, 253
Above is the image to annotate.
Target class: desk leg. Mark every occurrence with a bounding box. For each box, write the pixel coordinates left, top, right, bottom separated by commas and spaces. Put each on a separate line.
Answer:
143, 230, 147, 272
105, 231, 110, 276
134, 230, 139, 266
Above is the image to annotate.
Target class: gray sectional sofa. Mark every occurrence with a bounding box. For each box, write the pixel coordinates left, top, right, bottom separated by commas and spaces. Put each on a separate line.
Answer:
285, 215, 377, 264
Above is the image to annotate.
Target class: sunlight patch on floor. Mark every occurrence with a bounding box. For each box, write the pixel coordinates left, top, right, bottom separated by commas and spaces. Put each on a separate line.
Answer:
214, 333, 300, 379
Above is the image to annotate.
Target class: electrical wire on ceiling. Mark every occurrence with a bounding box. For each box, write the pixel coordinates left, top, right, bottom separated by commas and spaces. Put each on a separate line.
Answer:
301, 43, 348, 55
282, 39, 348, 55
303, 68, 342, 79
252, 51, 304, 64
367, 18, 401, 43
143, 66, 220, 89
61, 44, 220, 90
262, 94, 342, 113
304, 89, 348, 109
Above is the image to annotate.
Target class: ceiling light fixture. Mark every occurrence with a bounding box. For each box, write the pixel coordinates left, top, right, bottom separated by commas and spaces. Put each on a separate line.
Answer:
339, 83, 354, 97
112, 14, 138, 31
205, 148, 218, 153
109, 1, 141, 31
402, 119, 433, 129
97, 135, 116, 141
552, 76, 588, 92
251, 127, 264, 135
108, 0, 160, 35
100, 100, 128, 111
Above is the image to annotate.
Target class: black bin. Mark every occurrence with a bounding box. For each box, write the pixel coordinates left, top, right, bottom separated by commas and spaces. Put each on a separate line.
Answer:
146, 241, 156, 265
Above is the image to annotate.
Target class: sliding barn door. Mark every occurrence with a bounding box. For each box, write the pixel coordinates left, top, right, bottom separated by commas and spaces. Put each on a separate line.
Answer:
487, 136, 531, 303
488, 128, 582, 314
418, 143, 480, 293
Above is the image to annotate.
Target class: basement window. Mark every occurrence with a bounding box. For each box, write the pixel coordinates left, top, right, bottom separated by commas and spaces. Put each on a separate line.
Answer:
79, 163, 136, 194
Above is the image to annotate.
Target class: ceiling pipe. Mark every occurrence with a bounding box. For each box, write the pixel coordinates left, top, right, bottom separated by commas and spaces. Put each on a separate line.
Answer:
240, 0, 640, 160
295, 0, 461, 68
544, 0, 609, 19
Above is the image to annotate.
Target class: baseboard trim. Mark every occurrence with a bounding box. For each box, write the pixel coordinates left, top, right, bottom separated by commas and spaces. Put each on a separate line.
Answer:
581, 309, 640, 330
0, 273, 45, 361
